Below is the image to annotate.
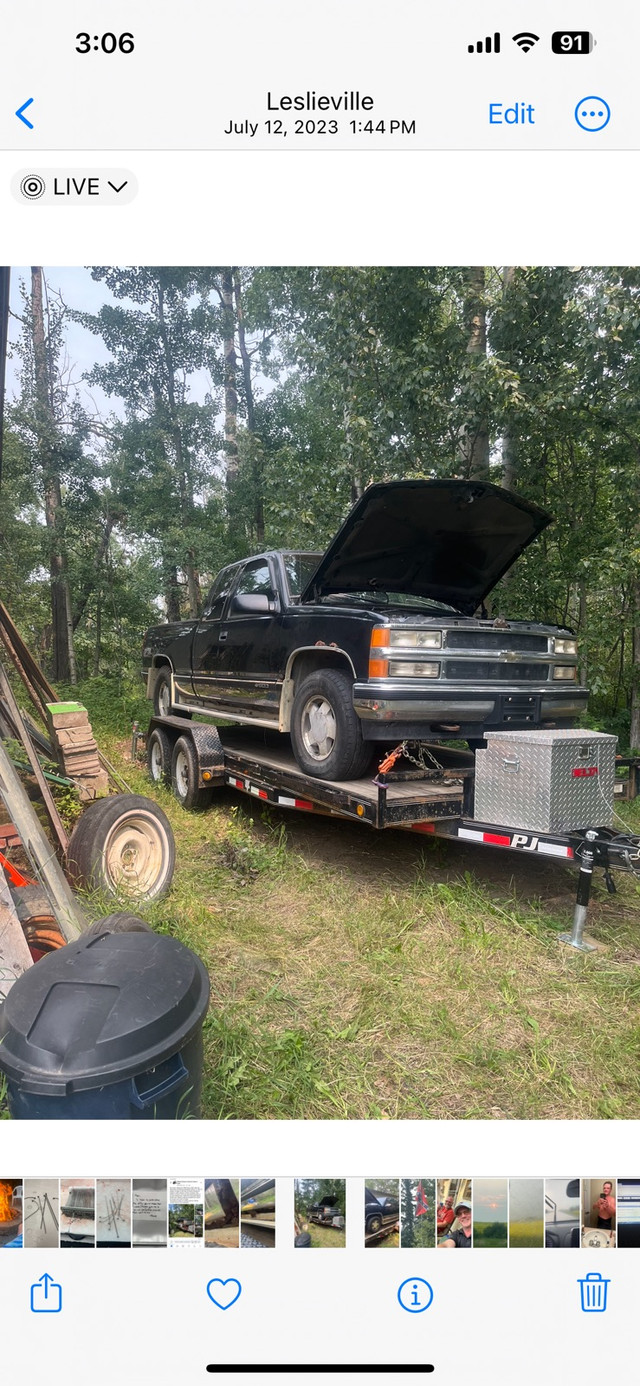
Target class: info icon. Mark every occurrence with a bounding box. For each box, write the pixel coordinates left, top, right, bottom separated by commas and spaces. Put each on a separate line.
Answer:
397, 1277, 434, 1313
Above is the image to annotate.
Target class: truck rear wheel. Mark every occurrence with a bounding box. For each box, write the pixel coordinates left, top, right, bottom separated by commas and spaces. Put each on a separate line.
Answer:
152, 669, 192, 719
290, 669, 372, 781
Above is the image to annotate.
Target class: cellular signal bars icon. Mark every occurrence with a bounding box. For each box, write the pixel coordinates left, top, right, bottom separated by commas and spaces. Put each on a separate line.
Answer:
468, 32, 501, 54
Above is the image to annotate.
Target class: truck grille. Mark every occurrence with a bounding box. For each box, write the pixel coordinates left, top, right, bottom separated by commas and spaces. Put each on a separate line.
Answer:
444, 660, 549, 682
445, 631, 548, 652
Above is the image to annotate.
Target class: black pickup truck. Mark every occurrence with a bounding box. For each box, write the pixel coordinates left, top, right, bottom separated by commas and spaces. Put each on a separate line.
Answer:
142, 479, 588, 781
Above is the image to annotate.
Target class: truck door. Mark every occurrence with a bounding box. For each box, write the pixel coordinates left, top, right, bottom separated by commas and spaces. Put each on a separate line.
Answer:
214, 557, 283, 720
191, 564, 241, 702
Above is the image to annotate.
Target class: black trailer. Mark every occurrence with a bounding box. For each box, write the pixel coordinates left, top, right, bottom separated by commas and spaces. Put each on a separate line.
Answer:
142, 716, 640, 953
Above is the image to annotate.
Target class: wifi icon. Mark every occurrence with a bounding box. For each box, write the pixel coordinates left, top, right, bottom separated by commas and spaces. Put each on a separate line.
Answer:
513, 32, 540, 52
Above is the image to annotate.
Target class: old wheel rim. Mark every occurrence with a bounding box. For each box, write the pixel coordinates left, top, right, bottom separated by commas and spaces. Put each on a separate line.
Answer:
174, 748, 190, 800
149, 739, 164, 781
158, 680, 171, 717
300, 695, 337, 761
104, 812, 169, 897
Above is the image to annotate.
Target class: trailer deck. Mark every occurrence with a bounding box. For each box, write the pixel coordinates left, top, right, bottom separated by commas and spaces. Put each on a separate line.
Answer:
145, 717, 640, 951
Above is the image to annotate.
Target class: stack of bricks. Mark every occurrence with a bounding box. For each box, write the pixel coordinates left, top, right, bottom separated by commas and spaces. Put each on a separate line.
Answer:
46, 701, 109, 802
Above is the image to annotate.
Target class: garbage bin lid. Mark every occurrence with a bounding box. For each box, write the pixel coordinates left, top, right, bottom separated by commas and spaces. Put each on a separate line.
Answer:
0, 931, 210, 1095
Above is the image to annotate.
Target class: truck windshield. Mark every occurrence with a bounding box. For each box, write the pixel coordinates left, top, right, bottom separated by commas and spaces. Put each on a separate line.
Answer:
283, 553, 323, 599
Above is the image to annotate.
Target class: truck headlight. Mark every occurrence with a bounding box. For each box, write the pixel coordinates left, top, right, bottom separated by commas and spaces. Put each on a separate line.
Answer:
388, 629, 442, 649
388, 660, 441, 678
553, 665, 578, 680
554, 638, 577, 655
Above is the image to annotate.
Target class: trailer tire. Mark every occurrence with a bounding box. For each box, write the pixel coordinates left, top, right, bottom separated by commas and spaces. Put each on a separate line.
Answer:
67, 794, 176, 901
152, 668, 192, 719
171, 735, 211, 810
290, 668, 372, 780
83, 911, 154, 939
147, 726, 173, 786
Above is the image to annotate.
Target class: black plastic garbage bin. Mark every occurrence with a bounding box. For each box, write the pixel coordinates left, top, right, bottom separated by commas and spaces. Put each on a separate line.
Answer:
0, 930, 210, 1119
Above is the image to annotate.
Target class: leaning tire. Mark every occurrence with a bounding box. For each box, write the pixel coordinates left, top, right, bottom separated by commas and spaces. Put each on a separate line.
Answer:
83, 911, 154, 939
290, 668, 372, 780
147, 725, 173, 785
152, 668, 191, 719
171, 735, 211, 810
67, 794, 176, 901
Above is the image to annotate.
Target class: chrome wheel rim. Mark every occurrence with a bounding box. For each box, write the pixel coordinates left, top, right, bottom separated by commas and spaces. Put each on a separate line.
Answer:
150, 738, 163, 781
174, 748, 190, 800
158, 680, 171, 717
300, 695, 337, 761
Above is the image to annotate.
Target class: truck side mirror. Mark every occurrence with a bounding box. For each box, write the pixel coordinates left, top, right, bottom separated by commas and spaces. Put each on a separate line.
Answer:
229, 593, 271, 615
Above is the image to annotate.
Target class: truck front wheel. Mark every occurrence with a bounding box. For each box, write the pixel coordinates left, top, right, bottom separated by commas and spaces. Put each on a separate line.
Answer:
152, 669, 192, 719
290, 669, 372, 781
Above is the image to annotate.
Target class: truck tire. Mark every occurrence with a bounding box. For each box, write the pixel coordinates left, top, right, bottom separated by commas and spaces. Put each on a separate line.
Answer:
83, 911, 154, 939
290, 668, 372, 780
366, 1214, 382, 1235
147, 725, 173, 786
67, 794, 176, 901
171, 735, 211, 810
152, 668, 191, 719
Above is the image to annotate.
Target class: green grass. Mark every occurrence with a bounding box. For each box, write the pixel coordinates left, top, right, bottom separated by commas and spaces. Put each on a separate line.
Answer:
6, 674, 640, 1121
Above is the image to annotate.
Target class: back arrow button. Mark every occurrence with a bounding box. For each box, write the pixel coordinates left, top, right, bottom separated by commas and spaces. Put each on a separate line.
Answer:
16, 98, 34, 129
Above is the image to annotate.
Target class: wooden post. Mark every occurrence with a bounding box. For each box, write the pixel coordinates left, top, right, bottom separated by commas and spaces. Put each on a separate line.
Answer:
0, 740, 83, 941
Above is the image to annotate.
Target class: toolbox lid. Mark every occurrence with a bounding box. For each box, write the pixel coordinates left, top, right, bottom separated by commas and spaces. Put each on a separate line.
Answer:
483, 729, 617, 746
0, 931, 210, 1095
300, 479, 551, 614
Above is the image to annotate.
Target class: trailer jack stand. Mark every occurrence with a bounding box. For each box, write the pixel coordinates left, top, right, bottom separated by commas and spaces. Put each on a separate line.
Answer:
560, 834, 597, 952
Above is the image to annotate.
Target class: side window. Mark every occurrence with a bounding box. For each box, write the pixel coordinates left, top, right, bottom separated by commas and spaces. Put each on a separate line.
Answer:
202, 566, 238, 620
233, 560, 274, 599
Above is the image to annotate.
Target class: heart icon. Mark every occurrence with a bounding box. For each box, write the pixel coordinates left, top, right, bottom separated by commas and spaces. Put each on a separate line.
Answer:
206, 1278, 242, 1310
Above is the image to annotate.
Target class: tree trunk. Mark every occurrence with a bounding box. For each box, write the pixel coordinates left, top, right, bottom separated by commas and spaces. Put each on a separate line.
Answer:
630, 581, 640, 751
156, 284, 201, 616
93, 592, 102, 676
461, 267, 491, 480
233, 270, 264, 544
31, 267, 76, 683
163, 563, 182, 622
501, 267, 517, 489
402, 1180, 414, 1247
221, 269, 239, 531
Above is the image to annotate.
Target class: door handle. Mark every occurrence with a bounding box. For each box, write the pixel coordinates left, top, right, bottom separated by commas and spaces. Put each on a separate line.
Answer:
219, 630, 228, 642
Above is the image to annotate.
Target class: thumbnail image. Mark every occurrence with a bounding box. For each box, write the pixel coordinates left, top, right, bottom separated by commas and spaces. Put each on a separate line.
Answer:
545, 1179, 580, 1248
0, 1179, 22, 1247
96, 1179, 132, 1248
132, 1179, 168, 1248
616, 1180, 640, 1249
23, 1179, 59, 1249
508, 1179, 544, 1248
205, 1180, 240, 1248
473, 1179, 508, 1248
400, 1179, 436, 1249
582, 1178, 616, 1249
168, 1179, 204, 1246
294, 1179, 346, 1248
364, 1179, 399, 1247
241, 1178, 276, 1248
60, 1178, 95, 1248
437, 1180, 472, 1248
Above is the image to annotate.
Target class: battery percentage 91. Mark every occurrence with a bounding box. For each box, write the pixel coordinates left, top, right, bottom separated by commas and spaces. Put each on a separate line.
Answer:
551, 31, 595, 53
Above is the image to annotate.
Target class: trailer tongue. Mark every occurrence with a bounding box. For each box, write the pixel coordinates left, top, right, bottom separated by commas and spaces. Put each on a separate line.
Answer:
144, 717, 639, 953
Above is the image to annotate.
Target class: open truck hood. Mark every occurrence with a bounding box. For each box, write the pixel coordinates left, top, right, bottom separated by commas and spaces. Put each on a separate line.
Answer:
300, 479, 551, 615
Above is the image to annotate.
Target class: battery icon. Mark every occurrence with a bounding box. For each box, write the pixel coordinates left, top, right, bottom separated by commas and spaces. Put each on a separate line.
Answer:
552, 31, 595, 53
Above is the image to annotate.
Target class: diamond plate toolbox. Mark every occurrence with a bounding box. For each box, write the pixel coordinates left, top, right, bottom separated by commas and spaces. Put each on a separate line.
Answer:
473, 729, 617, 832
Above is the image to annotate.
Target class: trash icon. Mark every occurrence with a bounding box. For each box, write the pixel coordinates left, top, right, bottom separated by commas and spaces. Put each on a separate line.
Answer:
578, 1271, 610, 1313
